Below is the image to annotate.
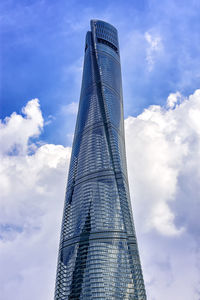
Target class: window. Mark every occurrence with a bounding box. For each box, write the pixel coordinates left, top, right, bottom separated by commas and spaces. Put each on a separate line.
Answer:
97, 38, 118, 54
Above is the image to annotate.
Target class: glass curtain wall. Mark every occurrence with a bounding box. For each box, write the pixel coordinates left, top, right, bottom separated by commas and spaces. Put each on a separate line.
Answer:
55, 20, 146, 300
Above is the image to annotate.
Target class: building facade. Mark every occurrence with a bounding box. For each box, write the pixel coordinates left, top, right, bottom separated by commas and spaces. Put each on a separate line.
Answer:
55, 20, 146, 299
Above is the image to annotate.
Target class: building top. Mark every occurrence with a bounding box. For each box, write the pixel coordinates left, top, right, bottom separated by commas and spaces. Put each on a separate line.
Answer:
90, 19, 119, 52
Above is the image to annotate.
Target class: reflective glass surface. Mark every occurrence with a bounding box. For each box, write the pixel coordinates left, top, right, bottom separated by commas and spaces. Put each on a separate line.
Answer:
55, 20, 146, 299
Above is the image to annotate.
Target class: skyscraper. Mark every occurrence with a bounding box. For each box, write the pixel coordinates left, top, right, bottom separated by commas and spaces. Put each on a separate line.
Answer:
55, 20, 146, 299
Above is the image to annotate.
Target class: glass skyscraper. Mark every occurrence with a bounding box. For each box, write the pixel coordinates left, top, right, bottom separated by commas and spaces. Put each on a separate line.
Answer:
55, 20, 146, 299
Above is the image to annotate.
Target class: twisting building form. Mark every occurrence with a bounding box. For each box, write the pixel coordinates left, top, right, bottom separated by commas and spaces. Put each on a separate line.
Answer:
55, 20, 146, 299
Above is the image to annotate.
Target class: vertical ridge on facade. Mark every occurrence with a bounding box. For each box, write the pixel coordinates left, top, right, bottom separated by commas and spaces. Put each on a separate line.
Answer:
55, 20, 146, 299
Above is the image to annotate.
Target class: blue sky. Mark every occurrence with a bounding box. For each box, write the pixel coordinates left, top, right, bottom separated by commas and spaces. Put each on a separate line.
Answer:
1, 0, 200, 145
1, 1, 200, 299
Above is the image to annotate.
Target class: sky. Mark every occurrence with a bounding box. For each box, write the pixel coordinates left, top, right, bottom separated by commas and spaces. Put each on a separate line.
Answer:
0, 0, 200, 299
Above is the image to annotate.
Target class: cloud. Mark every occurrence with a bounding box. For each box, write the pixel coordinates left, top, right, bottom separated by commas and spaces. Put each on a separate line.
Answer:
166, 91, 182, 109
1, 90, 200, 299
0, 100, 71, 300
0, 99, 43, 155
61, 101, 79, 115
126, 89, 200, 235
125, 89, 200, 299
145, 32, 163, 71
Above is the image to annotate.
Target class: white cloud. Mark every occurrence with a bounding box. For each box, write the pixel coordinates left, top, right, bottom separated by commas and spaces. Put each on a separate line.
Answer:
44, 114, 56, 126
145, 32, 162, 71
0, 99, 43, 155
61, 101, 79, 115
0, 100, 71, 300
1, 91, 200, 299
125, 89, 200, 299
126, 90, 200, 235
166, 91, 182, 108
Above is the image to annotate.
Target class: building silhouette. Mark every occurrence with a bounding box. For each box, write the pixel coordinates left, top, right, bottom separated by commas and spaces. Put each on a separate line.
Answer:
55, 20, 146, 299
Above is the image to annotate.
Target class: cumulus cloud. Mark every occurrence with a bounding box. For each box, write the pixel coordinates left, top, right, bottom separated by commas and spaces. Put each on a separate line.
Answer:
0, 90, 200, 299
0, 100, 71, 300
166, 91, 182, 109
0, 99, 43, 155
125, 89, 200, 299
